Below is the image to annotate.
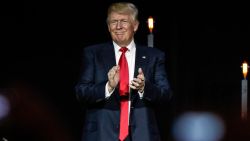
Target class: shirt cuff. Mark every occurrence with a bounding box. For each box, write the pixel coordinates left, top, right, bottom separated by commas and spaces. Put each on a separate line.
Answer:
138, 90, 144, 99
105, 82, 115, 98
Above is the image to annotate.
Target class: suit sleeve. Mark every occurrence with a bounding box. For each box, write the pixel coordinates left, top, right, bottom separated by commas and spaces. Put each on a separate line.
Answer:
75, 48, 107, 105
142, 51, 172, 104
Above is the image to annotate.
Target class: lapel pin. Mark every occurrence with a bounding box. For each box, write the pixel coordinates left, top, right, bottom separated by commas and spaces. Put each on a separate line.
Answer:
142, 56, 146, 59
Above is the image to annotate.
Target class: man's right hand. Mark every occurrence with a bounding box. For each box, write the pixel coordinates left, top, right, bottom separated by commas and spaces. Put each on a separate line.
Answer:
107, 66, 120, 92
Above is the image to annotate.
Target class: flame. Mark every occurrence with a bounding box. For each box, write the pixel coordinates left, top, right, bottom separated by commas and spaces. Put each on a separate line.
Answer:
242, 61, 248, 79
148, 16, 154, 33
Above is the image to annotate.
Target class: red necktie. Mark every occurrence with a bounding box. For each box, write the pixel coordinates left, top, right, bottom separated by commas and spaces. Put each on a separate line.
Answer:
118, 47, 129, 141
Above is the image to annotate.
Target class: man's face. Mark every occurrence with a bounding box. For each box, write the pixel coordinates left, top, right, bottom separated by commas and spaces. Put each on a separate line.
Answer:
108, 12, 139, 46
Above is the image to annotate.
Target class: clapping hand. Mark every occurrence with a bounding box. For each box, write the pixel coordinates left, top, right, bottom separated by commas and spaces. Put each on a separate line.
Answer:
107, 66, 120, 92
130, 68, 145, 93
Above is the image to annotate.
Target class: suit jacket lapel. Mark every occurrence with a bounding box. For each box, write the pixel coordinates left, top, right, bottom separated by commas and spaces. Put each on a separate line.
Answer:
101, 43, 116, 71
133, 46, 148, 79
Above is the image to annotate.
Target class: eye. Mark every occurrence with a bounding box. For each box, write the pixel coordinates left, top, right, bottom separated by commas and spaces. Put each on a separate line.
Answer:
110, 20, 118, 25
121, 20, 128, 24
109, 19, 130, 27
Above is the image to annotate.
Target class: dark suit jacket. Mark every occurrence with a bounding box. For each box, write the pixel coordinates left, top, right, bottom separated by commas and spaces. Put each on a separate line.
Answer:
75, 42, 171, 141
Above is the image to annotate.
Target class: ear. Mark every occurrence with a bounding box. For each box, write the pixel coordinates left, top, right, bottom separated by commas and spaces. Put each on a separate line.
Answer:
133, 21, 139, 32
107, 24, 111, 32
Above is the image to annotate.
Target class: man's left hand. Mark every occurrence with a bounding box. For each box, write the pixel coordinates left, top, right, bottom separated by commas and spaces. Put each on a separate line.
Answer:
130, 68, 145, 93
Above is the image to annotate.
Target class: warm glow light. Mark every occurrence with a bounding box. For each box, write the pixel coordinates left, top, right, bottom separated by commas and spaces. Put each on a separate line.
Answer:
242, 61, 248, 79
148, 16, 154, 33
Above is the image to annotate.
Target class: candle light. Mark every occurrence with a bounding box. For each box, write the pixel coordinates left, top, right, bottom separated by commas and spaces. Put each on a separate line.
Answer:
242, 62, 248, 79
147, 16, 154, 47
241, 61, 248, 120
148, 16, 154, 33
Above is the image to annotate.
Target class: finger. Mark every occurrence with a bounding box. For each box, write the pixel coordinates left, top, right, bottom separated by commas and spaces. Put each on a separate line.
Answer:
108, 66, 116, 79
110, 66, 116, 73
130, 81, 143, 91
134, 77, 144, 85
138, 68, 144, 75
131, 80, 140, 87
132, 78, 142, 84
132, 78, 144, 91
108, 70, 113, 77
113, 65, 119, 70
110, 66, 119, 74
129, 84, 137, 90
113, 66, 120, 74
138, 68, 144, 80
108, 70, 114, 78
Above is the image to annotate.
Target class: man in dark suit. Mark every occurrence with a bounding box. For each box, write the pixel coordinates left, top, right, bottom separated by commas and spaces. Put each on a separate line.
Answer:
75, 2, 172, 141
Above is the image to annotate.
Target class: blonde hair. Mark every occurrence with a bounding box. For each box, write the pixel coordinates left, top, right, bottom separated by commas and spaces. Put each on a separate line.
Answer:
107, 2, 138, 23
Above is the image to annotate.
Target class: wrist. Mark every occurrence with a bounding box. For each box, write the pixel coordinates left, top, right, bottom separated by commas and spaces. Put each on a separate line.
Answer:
138, 87, 144, 93
108, 82, 114, 92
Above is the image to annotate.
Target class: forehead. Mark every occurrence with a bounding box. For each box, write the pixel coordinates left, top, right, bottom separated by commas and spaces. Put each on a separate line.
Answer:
109, 12, 131, 20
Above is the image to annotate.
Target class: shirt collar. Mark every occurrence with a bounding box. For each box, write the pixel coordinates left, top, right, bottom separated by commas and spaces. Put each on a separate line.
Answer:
113, 40, 135, 53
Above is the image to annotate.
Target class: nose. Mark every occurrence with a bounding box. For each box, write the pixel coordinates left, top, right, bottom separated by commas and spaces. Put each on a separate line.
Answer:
115, 21, 123, 29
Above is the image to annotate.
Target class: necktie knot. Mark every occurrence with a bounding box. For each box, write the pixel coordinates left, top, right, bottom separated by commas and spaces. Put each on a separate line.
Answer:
119, 47, 128, 53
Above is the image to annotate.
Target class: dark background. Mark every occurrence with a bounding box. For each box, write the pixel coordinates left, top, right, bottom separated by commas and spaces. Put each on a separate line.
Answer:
1, 0, 250, 141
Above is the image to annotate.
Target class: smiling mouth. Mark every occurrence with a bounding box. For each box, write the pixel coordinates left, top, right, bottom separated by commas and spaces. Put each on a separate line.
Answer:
115, 32, 124, 35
